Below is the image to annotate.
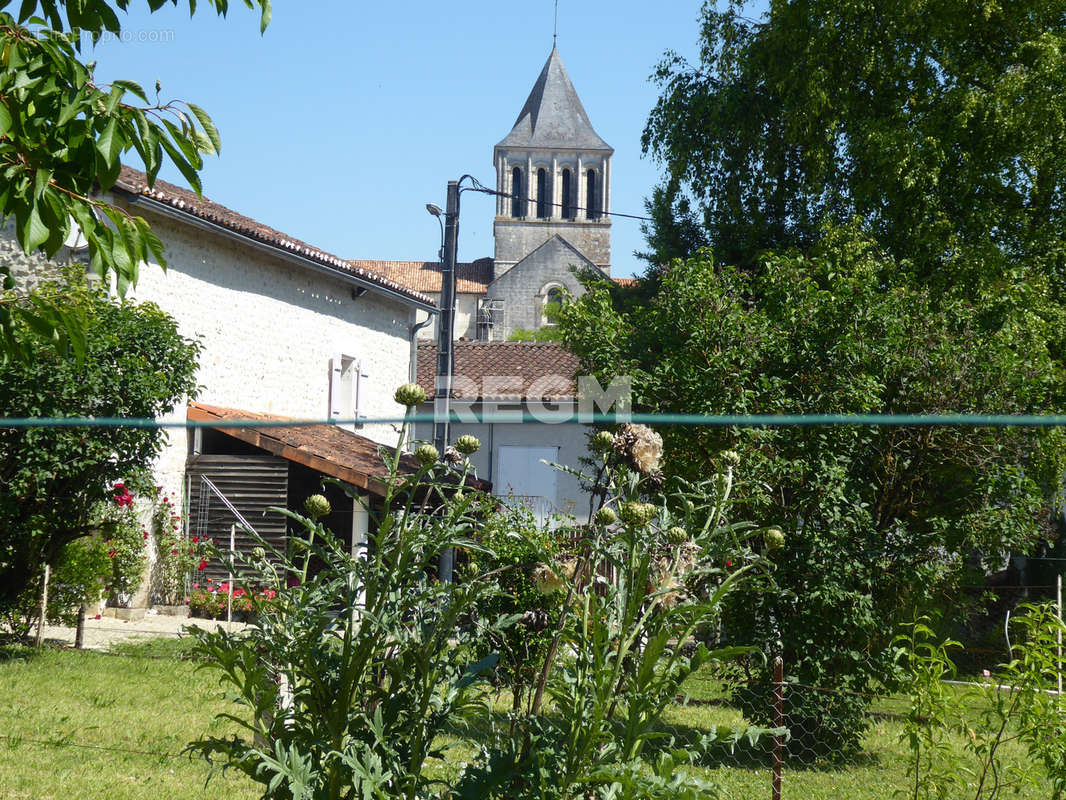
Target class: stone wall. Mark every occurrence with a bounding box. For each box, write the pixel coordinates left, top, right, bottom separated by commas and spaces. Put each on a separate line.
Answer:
493, 216, 610, 274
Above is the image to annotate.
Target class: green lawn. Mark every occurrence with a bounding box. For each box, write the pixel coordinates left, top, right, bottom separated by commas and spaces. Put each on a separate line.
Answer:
0, 639, 1053, 800
0, 640, 260, 800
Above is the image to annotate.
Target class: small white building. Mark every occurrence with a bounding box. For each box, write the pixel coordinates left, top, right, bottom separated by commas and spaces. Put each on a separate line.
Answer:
414, 340, 595, 526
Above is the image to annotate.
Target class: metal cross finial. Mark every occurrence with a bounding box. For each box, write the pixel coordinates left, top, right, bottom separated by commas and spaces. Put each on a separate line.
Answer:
554, 0, 558, 44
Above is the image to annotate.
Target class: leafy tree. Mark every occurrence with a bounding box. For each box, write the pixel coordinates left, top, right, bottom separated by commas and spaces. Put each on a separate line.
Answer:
0, 270, 200, 613
0, 0, 270, 353
557, 232, 1066, 756
643, 0, 1066, 295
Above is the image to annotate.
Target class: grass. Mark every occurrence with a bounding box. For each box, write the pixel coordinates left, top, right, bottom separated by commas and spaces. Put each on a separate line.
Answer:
0, 638, 259, 800
0, 639, 1054, 800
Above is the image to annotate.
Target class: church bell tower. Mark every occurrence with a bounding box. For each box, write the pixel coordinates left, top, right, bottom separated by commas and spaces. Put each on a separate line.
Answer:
492, 45, 613, 278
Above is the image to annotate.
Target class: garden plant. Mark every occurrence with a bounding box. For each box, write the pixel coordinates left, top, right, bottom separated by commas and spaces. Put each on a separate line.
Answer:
188, 388, 773, 799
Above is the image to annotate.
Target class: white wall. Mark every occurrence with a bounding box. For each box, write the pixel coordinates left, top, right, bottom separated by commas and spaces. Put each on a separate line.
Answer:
413, 291, 479, 340
118, 204, 419, 506
414, 401, 594, 523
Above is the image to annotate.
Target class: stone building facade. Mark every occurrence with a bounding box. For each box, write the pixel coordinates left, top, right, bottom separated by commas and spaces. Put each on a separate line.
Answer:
360, 44, 615, 342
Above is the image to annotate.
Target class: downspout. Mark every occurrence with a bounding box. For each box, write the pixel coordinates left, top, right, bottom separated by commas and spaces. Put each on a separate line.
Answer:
407, 314, 436, 451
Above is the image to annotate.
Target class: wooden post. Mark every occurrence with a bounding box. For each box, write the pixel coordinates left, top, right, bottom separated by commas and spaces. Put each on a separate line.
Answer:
34, 564, 50, 647
74, 604, 86, 649
772, 655, 784, 800
1057, 573, 1062, 700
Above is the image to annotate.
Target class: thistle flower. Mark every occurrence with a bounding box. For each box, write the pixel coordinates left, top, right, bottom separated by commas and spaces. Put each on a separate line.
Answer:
721, 450, 741, 467
612, 424, 663, 477
532, 563, 565, 595
414, 444, 439, 466
595, 507, 618, 526
304, 494, 331, 519
394, 382, 427, 408
454, 434, 481, 455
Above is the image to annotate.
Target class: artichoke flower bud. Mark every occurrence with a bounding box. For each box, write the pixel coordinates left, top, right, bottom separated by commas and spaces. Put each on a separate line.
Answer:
304, 494, 331, 520
590, 430, 615, 453
595, 507, 618, 526
619, 501, 657, 527
394, 382, 427, 408
665, 526, 688, 545
721, 450, 741, 467
454, 434, 481, 455
763, 527, 786, 552
414, 444, 439, 467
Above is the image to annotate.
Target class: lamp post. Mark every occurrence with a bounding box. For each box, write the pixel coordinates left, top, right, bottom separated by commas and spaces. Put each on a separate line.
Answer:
427, 178, 466, 582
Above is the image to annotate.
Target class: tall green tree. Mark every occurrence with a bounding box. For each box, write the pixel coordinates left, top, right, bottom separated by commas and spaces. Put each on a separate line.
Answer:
0, 270, 200, 611
643, 0, 1066, 296
558, 231, 1066, 755
0, 0, 270, 354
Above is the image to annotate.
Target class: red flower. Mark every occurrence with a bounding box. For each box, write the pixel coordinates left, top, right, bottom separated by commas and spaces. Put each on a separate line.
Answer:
198, 559, 208, 571
143, 532, 149, 540
191, 536, 199, 543
171, 549, 179, 555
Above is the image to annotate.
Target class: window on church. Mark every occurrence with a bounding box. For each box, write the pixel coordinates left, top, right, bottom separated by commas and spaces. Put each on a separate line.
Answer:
541, 284, 565, 327
586, 169, 599, 220
537, 168, 549, 219
511, 166, 525, 218
561, 169, 572, 219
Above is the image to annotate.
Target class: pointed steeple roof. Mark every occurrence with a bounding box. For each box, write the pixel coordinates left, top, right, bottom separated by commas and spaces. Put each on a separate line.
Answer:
496, 46, 612, 153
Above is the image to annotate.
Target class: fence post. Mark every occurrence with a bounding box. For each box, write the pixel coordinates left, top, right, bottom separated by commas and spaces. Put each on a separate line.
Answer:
772, 655, 783, 800
1057, 572, 1062, 700
34, 563, 50, 648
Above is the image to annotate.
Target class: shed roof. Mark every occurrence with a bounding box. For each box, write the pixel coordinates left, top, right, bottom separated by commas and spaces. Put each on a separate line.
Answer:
187, 403, 406, 496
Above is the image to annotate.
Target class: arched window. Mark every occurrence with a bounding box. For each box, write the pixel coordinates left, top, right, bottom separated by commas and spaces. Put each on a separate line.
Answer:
541, 283, 565, 326
586, 169, 599, 220
536, 168, 549, 219
561, 169, 572, 219
511, 166, 525, 218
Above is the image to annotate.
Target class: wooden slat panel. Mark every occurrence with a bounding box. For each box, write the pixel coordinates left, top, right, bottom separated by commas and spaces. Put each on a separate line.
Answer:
187, 454, 289, 585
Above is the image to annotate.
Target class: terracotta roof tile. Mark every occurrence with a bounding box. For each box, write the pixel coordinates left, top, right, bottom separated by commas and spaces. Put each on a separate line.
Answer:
187, 402, 491, 494
187, 402, 405, 495
417, 341, 579, 401
115, 166, 435, 307
349, 258, 493, 295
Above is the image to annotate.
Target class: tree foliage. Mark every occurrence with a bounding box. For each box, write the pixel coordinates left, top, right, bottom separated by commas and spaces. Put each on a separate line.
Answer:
0, 270, 200, 611
557, 233, 1066, 754
643, 0, 1066, 294
0, 0, 270, 354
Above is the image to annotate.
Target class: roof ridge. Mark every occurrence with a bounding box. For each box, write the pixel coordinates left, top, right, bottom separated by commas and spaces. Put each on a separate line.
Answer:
114, 166, 435, 307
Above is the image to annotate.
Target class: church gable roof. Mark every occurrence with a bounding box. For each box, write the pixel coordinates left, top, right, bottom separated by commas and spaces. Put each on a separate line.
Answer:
496, 46, 612, 153
491, 235, 601, 290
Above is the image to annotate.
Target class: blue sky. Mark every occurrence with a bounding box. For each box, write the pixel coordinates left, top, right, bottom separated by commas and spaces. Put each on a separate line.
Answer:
87, 2, 757, 278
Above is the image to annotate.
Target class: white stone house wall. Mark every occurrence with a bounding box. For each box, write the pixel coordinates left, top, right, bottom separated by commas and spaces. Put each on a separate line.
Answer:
117, 203, 420, 510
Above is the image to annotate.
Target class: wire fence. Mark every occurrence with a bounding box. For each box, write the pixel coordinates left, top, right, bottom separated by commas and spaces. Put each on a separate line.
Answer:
4, 411, 1066, 799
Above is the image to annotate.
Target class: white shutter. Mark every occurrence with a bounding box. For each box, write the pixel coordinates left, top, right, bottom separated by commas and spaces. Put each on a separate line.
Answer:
328, 355, 343, 421
355, 359, 370, 420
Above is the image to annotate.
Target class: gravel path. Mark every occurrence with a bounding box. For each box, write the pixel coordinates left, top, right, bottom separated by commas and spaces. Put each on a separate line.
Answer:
38, 612, 247, 650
